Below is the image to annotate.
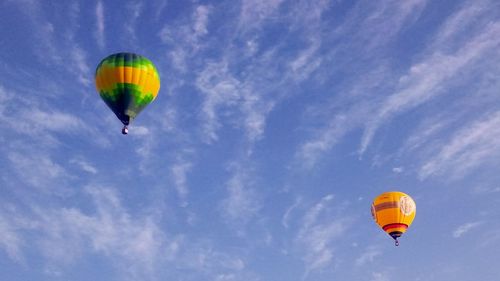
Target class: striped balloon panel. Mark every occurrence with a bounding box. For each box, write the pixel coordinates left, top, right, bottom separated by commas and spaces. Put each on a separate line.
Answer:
371, 191, 416, 238
95, 53, 160, 124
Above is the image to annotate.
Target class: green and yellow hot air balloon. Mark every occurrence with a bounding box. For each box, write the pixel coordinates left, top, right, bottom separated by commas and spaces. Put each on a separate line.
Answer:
371, 191, 416, 246
95, 52, 160, 134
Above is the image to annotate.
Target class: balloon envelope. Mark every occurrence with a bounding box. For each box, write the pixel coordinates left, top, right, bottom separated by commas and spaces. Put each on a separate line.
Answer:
95, 52, 160, 126
371, 191, 416, 244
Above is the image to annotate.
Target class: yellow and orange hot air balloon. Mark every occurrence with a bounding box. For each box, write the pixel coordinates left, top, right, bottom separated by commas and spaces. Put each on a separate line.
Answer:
371, 191, 416, 246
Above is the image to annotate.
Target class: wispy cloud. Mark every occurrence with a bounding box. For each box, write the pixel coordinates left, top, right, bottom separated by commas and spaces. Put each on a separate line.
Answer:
35, 186, 166, 275
9, 0, 61, 64
220, 164, 261, 226
95, 1, 105, 49
0, 185, 165, 270
295, 194, 350, 276
419, 111, 500, 179
360, 22, 500, 154
70, 157, 98, 174
238, 0, 285, 30
355, 246, 382, 266
392, 167, 403, 173
431, 0, 495, 48
297, 114, 352, 168
7, 151, 68, 190
171, 158, 193, 205
453, 221, 483, 238
472, 186, 500, 194
196, 61, 242, 143
70, 46, 91, 86
0, 210, 24, 261
295, 0, 429, 167
124, 1, 143, 44
193, 5, 211, 37
296, 0, 500, 170
371, 271, 391, 281
177, 242, 246, 272
158, 4, 212, 72
282, 197, 302, 228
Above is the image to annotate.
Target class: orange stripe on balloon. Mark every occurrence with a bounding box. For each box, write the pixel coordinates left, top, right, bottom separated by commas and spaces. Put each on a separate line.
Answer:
374, 201, 399, 212
382, 223, 408, 231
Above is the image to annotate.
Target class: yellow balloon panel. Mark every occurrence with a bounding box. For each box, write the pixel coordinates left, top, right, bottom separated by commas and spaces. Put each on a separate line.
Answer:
95, 66, 160, 98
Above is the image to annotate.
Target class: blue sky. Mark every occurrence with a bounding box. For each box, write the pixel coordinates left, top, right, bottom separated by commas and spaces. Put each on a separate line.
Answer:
1, 0, 500, 280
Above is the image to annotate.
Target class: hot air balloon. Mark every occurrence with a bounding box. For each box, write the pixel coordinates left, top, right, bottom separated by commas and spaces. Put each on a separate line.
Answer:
95, 52, 160, 134
371, 191, 416, 246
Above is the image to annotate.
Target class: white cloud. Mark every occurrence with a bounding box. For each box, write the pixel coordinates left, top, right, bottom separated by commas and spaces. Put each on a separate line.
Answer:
8, 152, 67, 190
360, 23, 500, 154
239, 0, 285, 30
71, 46, 91, 86
281, 197, 302, 228
9, 0, 61, 64
0, 185, 169, 275
332, 0, 427, 53
392, 167, 403, 173
0, 212, 24, 261
193, 5, 211, 37
35, 186, 167, 276
196, 60, 278, 145
472, 186, 500, 194
294, 0, 429, 166
171, 159, 193, 203
371, 271, 391, 281
124, 1, 143, 44
70, 157, 98, 174
174, 240, 248, 277
295, 194, 349, 275
289, 37, 322, 81
432, 0, 494, 48
220, 165, 261, 225
296, 0, 500, 169
401, 113, 455, 153
298, 114, 351, 168
419, 111, 500, 179
453, 221, 483, 238
130, 125, 150, 136
95, 1, 105, 49
355, 246, 382, 266
196, 61, 242, 142
158, 4, 212, 72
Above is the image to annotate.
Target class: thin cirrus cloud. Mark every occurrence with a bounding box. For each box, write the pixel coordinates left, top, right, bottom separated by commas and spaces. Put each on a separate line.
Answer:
124, 1, 143, 44
22, 186, 166, 275
196, 61, 242, 143
0, 211, 24, 262
371, 271, 390, 281
355, 246, 383, 266
170, 158, 193, 204
95, 1, 105, 50
296, 0, 430, 167
69, 157, 98, 174
238, 0, 285, 30
419, 111, 500, 180
159, 0, 329, 145
157, 4, 212, 75
297, 1, 500, 175
452, 221, 483, 238
295, 194, 350, 275
219, 164, 261, 225
359, 22, 500, 155
7, 152, 67, 189
196, 60, 277, 144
